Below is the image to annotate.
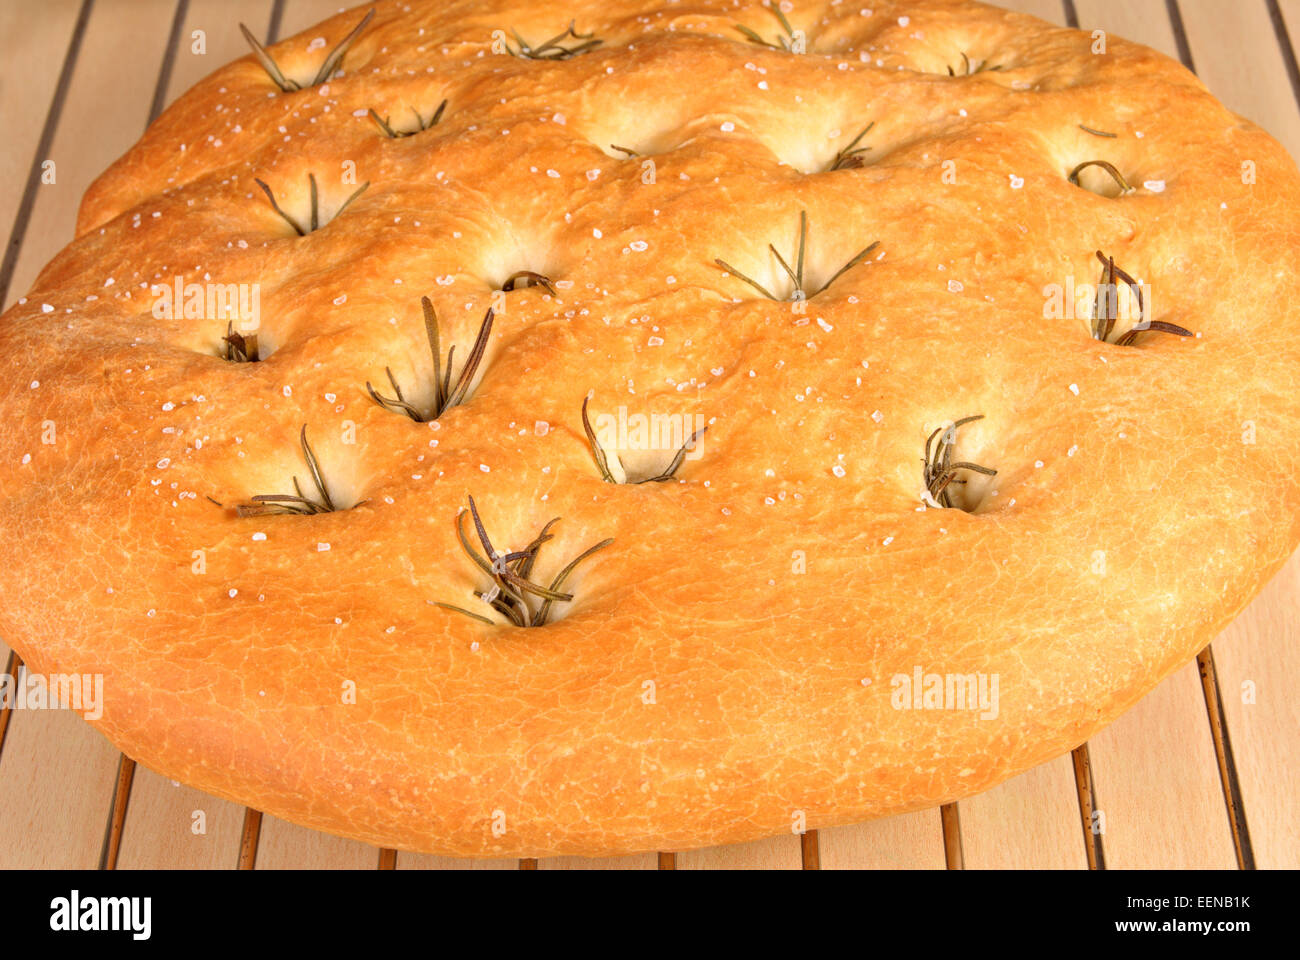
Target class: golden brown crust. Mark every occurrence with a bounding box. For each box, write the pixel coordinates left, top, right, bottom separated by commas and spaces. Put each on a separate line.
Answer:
1, 0, 1299, 856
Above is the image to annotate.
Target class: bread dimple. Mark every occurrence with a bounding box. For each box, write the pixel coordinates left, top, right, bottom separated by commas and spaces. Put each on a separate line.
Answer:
1, 0, 1298, 856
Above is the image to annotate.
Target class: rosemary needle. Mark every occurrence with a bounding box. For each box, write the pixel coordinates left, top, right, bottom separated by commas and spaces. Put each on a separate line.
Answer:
438, 497, 613, 627
714, 210, 878, 302
581, 395, 708, 483
240, 9, 373, 91
234, 425, 366, 517
367, 298, 493, 422
255, 174, 369, 235
923, 416, 997, 510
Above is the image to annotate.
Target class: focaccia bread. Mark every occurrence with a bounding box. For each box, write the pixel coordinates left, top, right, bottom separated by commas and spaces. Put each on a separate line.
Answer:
2, 0, 1298, 857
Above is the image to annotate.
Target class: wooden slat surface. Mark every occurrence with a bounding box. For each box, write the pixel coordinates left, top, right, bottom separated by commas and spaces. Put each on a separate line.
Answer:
4, 0, 175, 309
676, 834, 802, 870
397, 852, 516, 870
0, 707, 120, 867
160, 0, 279, 115
0, 0, 85, 304
820, 810, 947, 870
116, 767, 245, 869
538, 853, 658, 870
960, 756, 1089, 869
1210, 554, 1300, 868
254, 815, 380, 870
0, 0, 1297, 870
1089, 663, 1238, 867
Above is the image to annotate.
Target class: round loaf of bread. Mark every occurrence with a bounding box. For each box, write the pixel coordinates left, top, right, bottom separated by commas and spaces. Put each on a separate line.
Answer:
2, 0, 1298, 857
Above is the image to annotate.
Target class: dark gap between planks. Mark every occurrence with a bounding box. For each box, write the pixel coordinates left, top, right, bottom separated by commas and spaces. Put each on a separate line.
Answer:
940, 804, 964, 869
1196, 648, 1256, 869
1071, 743, 1107, 870
1267, 0, 1300, 114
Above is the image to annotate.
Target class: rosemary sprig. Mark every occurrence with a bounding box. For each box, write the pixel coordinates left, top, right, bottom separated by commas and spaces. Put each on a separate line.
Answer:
254, 174, 369, 235
828, 122, 875, 171
240, 9, 374, 91
369, 99, 447, 139
947, 52, 1002, 76
922, 416, 998, 510
1068, 160, 1133, 194
1092, 251, 1193, 346
580, 396, 708, 484
366, 298, 494, 422
222, 321, 259, 362
735, 5, 801, 51
505, 20, 602, 60
436, 496, 613, 627
501, 271, 557, 296
1078, 124, 1118, 138
714, 210, 879, 301
610, 144, 639, 158
235, 425, 363, 517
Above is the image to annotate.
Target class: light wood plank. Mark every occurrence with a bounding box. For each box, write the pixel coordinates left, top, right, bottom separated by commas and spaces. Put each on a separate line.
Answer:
1088, 662, 1237, 868
820, 810, 947, 869
0, 0, 83, 259
279, 0, 355, 40
1071, 0, 1180, 58
997, 0, 1070, 23
0, 706, 120, 867
1178, 0, 1300, 158
398, 852, 516, 870
254, 814, 380, 869
161, 0, 276, 109
1212, 551, 1300, 867
961, 754, 1088, 869
676, 834, 801, 869
4, 0, 176, 310
116, 765, 245, 869
538, 853, 657, 869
